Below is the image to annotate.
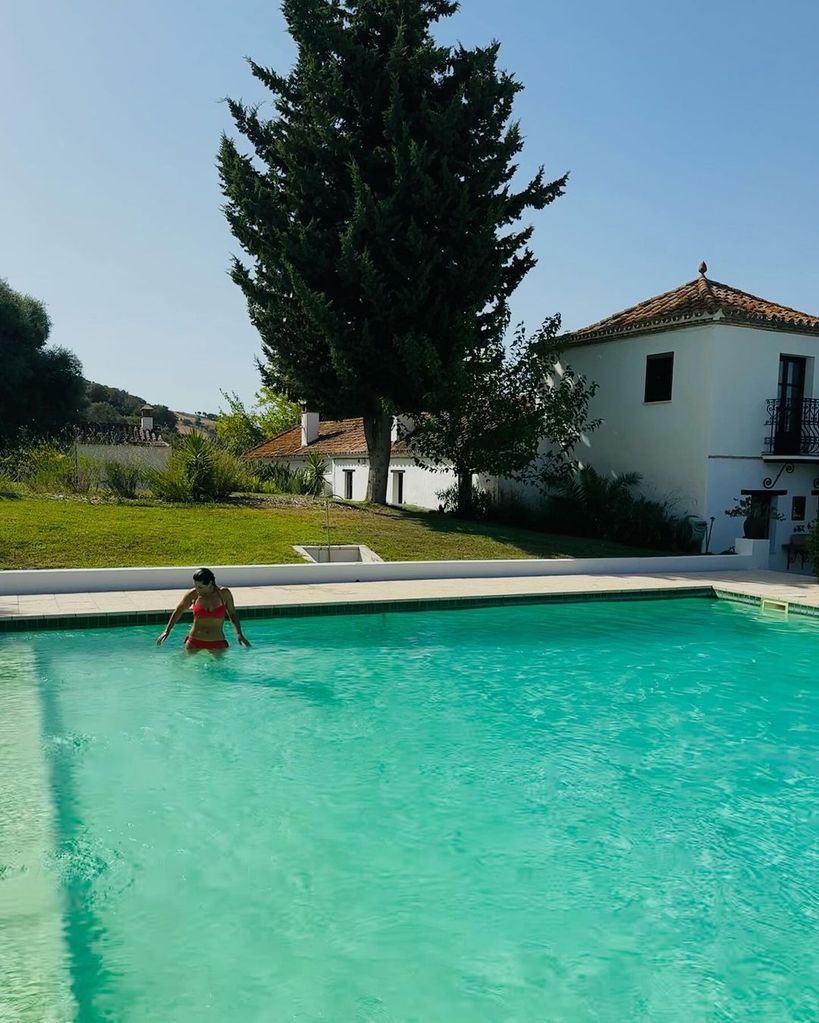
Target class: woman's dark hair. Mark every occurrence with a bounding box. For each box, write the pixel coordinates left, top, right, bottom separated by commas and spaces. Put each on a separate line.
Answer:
193, 568, 216, 586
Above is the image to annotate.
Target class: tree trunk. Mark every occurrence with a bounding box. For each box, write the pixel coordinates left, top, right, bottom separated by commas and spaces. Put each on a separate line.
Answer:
456, 468, 474, 518
364, 409, 393, 504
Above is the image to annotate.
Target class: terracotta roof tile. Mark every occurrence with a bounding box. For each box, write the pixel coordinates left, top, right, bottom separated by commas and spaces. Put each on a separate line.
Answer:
566, 270, 819, 345
243, 417, 411, 460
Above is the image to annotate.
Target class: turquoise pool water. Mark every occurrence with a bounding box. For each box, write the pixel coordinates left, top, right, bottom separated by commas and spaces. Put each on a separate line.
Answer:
2, 597, 819, 1021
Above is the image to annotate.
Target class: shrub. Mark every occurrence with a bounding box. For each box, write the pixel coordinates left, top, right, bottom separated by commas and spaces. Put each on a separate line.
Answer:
244, 460, 279, 487
0, 448, 27, 483
25, 443, 99, 495
487, 494, 545, 530
144, 433, 248, 502
103, 460, 142, 500
620, 495, 679, 550
724, 494, 785, 523
435, 482, 492, 518
243, 460, 298, 495
545, 466, 679, 551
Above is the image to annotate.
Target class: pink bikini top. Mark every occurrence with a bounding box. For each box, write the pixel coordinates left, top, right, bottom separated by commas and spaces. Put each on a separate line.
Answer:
192, 596, 226, 619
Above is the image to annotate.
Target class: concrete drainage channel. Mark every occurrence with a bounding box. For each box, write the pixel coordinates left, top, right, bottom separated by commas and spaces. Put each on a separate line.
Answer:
292, 544, 383, 564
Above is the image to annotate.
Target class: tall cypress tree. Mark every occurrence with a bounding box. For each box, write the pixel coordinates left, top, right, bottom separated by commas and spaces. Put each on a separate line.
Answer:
219, 0, 565, 503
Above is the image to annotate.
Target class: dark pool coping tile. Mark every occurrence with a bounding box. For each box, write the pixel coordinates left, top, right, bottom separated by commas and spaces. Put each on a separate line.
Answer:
4, 585, 819, 633
713, 588, 819, 619
0, 586, 720, 633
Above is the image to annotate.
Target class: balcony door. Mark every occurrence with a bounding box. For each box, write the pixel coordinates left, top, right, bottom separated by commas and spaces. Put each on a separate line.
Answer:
775, 356, 806, 455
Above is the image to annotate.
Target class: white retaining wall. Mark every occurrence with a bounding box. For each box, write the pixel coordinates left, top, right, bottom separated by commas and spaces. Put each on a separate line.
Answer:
1, 552, 751, 596
78, 444, 171, 469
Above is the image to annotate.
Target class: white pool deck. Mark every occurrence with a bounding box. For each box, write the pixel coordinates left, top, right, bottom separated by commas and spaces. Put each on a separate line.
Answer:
2, 569, 819, 622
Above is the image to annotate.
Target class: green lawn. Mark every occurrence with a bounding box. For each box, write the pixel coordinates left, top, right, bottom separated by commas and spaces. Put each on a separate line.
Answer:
0, 493, 664, 569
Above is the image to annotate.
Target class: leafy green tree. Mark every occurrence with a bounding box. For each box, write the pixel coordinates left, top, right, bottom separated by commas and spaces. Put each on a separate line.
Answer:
219, 0, 564, 503
410, 317, 600, 516
0, 277, 86, 441
215, 392, 264, 454
149, 405, 178, 433
255, 386, 300, 440
84, 401, 127, 425
85, 381, 143, 416
215, 388, 300, 455
83, 382, 177, 433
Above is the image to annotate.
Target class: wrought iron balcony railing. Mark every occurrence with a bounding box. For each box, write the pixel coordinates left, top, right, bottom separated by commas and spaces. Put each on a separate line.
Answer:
764, 397, 819, 456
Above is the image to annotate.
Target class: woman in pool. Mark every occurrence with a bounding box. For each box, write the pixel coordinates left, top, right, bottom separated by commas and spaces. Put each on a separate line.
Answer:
156, 568, 250, 653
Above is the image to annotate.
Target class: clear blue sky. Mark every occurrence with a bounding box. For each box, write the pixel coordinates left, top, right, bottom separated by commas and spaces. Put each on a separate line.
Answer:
3, 0, 818, 413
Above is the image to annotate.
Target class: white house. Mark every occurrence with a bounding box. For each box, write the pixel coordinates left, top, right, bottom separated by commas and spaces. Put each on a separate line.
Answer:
555, 262, 819, 570
243, 413, 457, 509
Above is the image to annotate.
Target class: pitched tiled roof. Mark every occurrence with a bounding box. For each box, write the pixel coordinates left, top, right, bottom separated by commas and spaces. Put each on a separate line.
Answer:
566, 266, 819, 344
243, 417, 411, 460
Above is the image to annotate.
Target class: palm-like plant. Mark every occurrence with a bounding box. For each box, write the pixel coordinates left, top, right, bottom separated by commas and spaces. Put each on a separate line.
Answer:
177, 432, 216, 501
300, 450, 329, 497
145, 432, 246, 502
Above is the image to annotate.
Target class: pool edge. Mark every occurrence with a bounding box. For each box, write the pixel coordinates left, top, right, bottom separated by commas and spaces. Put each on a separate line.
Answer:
5, 583, 819, 634
2, 586, 717, 632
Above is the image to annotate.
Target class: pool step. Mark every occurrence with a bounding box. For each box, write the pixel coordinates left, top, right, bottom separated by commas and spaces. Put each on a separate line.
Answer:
0, 644, 76, 1023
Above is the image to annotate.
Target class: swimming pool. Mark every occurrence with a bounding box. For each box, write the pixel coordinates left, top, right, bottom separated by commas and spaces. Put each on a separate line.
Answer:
2, 597, 819, 1021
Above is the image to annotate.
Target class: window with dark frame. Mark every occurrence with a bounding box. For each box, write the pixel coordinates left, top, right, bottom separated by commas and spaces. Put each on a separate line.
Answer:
644, 353, 674, 403
792, 495, 806, 521
343, 469, 354, 500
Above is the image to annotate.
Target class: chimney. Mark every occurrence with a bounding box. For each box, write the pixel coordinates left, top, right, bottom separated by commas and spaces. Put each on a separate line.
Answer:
300, 404, 320, 447
391, 414, 415, 445
140, 405, 154, 432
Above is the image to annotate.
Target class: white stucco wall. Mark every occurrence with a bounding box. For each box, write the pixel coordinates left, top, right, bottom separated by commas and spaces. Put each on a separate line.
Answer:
328, 457, 370, 501
701, 323, 819, 568
329, 456, 457, 509
257, 321, 819, 571
704, 457, 817, 567
556, 324, 716, 517
0, 551, 754, 596
548, 320, 819, 569
704, 323, 819, 457
77, 444, 170, 469
386, 458, 458, 509
263, 455, 456, 510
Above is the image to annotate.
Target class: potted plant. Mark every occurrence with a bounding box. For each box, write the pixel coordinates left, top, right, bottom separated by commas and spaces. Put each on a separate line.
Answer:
724, 495, 785, 539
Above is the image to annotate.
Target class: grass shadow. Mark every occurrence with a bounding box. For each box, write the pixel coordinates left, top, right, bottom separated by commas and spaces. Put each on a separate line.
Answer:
371, 504, 671, 559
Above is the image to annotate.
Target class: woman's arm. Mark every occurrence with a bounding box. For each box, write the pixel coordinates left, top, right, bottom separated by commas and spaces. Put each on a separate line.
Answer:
156, 590, 195, 645
221, 588, 250, 647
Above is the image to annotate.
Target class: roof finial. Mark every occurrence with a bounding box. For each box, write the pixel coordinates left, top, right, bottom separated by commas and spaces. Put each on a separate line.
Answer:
698, 260, 708, 276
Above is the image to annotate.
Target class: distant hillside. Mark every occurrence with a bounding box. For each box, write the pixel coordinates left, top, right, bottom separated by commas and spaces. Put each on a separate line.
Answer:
82, 382, 220, 437
82, 380, 179, 433
174, 410, 218, 438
